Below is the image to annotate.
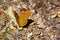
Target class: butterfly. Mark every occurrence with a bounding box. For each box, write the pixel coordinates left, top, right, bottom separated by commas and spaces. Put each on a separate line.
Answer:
6, 6, 31, 27
15, 11, 31, 27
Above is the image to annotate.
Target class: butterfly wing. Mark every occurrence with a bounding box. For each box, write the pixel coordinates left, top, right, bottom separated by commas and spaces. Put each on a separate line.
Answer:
17, 11, 31, 27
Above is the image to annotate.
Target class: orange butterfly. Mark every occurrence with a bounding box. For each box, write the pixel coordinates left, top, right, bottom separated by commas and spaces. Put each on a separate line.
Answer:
16, 11, 31, 27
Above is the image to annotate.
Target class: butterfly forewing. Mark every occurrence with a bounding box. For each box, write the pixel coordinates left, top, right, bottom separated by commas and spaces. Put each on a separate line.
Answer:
17, 11, 31, 27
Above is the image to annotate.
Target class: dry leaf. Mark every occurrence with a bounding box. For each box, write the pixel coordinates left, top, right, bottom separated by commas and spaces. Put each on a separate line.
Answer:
6, 6, 19, 28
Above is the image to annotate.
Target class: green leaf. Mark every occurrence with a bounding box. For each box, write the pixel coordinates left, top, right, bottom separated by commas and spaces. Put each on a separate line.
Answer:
0, 35, 3, 39
0, 31, 7, 39
0, 0, 2, 5
2, 32, 7, 38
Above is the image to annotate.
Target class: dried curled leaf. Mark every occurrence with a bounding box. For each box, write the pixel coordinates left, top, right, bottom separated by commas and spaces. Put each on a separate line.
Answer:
6, 6, 19, 28
17, 11, 31, 27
